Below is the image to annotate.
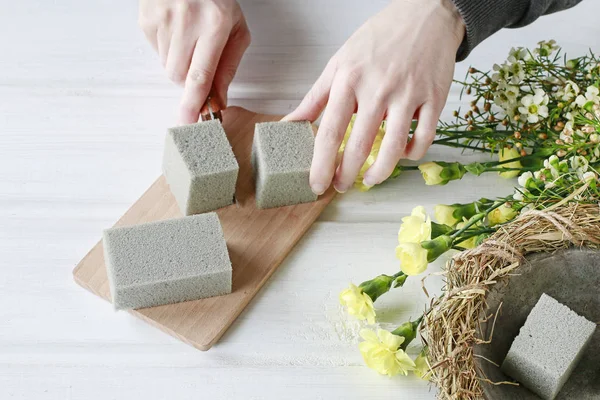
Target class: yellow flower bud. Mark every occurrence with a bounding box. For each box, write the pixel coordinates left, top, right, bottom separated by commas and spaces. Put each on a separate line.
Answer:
338, 115, 357, 155
455, 221, 478, 249
498, 147, 522, 178
418, 162, 445, 185
395, 242, 429, 276
339, 283, 376, 324
457, 237, 477, 249
487, 204, 518, 226
414, 349, 432, 381
398, 206, 432, 243
434, 204, 459, 227
358, 328, 416, 377
339, 115, 388, 191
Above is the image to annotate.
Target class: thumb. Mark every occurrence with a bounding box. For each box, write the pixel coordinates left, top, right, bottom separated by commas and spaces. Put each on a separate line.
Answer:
282, 60, 336, 122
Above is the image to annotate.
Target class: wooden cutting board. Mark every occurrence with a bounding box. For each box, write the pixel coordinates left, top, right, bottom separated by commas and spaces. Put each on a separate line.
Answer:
73, 107, 336, 351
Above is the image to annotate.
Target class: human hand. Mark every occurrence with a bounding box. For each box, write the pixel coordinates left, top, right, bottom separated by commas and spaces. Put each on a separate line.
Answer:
284, 0, 465, 194
139, 0, 251, 123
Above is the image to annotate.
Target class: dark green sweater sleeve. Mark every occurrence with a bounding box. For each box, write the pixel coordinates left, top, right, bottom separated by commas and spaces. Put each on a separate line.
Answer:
451, 0, 583, 60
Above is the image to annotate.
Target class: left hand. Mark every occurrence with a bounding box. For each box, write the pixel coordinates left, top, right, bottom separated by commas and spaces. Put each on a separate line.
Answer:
138, 0, 251, 124
283, 0, 465, 194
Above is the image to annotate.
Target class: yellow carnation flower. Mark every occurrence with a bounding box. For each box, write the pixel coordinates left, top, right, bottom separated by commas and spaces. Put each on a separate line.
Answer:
395, 242, 428, 276
358, 328, 416, 377
414, 350, 432, 381
487, 204, 517, 226
339, 115, 386, 191
339, 283, 376, 324
418, 162, 445, 185
434, 204, 459, 227
498, 147, 522, 178
398, 206, 432, 243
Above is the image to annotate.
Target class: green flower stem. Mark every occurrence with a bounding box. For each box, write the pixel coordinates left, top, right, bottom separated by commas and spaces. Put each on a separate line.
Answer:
485, 167, 537, 172
433, 135, 506, 146
392, 315, 424, 351
387, 164, 420, 180
381, 165, 419, 185
490, 155, 535, 166
456, 228, 497, 238
431, 140, 495, 152
450, 201, 504, 239
462, 154, 546, 175
434, 129, 512, 138
395, 166, 420, 171
415, 156, 541, 182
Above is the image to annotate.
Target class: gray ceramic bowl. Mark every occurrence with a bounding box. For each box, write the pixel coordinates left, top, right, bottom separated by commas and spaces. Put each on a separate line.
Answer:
474, 248, 600, 400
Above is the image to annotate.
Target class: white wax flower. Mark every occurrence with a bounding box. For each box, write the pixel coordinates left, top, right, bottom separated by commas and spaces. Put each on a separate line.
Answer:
575, 85, 600, 108
519, 89, 549, 123
518, 171, 534, 187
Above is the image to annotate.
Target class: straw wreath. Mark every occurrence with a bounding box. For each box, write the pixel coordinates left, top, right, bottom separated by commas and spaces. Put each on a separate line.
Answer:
422, 202, 600, 400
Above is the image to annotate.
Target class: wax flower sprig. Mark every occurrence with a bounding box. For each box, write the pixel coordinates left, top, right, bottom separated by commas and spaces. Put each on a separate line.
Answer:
339, 40, 600, 378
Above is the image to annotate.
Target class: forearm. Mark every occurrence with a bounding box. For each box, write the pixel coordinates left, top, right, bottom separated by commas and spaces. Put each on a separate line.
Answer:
451, 0, 583, 60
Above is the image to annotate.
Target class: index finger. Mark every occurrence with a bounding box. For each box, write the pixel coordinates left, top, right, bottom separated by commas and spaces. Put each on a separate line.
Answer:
179, 28, 230, 124
310, 82, 356, 194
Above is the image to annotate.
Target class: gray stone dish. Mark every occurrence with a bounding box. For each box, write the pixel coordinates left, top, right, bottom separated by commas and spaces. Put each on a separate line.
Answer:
474, 248, 600, 400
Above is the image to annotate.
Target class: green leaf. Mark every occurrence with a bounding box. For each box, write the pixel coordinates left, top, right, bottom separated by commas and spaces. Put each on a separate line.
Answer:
431, 222, 453, 239
455, 202, 479, 220
410, 120, 418, 132
390, 165, 403, 179
464, 162, 487, 176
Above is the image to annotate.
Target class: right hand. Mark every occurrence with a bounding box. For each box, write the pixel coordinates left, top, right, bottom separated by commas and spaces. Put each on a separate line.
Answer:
139, 0, 251, 124
283, 0, 464, 194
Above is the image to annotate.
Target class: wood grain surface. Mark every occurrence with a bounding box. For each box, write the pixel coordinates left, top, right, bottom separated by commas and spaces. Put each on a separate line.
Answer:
73, 107, 336, 351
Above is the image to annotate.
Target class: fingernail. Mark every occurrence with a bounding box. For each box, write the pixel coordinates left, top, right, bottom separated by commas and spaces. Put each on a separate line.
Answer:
362, 176, 376, 187
361, 179, 374, 189
311, 183, 327, 195
333, 184, 347, 194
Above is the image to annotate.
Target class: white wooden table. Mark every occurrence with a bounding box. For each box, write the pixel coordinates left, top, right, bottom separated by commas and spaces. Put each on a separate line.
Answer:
2, 1, 599, 399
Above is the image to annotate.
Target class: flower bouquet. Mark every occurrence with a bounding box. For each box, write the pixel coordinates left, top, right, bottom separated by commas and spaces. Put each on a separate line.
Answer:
339, 40, 600, 397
